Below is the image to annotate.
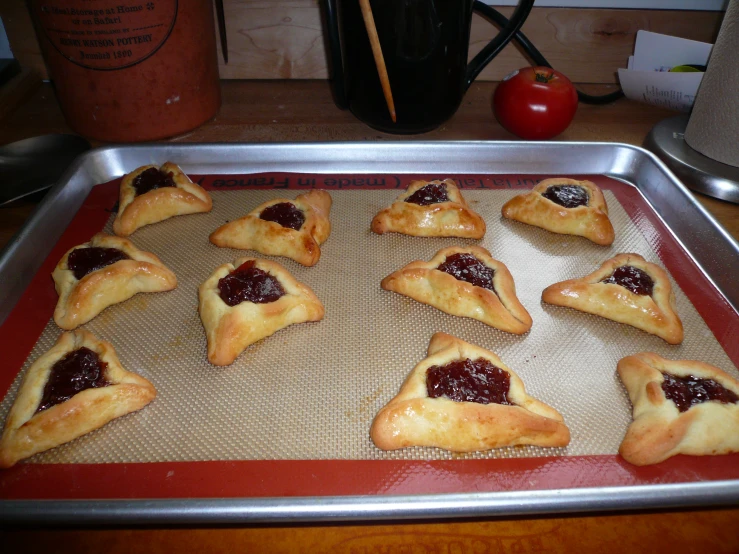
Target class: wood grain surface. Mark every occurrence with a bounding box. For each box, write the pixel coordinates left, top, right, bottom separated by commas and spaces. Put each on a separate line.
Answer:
2, 509, 739, 553
1, 1, 724, 83
0, 79, 738, 551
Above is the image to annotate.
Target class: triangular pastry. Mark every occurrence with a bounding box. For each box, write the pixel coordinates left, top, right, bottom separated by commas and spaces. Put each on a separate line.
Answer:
542, 253, 683, 344
0, 330, 156, 468
502, 178, 615, 245
113, 162, 213, 236
198, 257, 325, 366
209, 190, 332, 267
381, 245, 532, 334
617, 352, 739, 466
371, 179, 486, 238
370, 332, 570, 452
52, 233, 177, 330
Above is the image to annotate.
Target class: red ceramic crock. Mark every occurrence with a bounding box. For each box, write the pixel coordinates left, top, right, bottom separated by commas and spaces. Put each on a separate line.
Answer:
29, 0, 221, 142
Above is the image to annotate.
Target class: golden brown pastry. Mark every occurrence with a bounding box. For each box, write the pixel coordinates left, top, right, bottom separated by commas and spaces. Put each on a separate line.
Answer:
199, 257, 325, 366
381, 245, 532, 334
617, 352, 739, 466
0, 330, 156, 468
371, 332, 570, 452
113, 162, 212, 236
371, 179, 486, 238
52, 233, 177, 330
209, 190, 332, 267
542, 253, 683, 344
502, 178, 615, 245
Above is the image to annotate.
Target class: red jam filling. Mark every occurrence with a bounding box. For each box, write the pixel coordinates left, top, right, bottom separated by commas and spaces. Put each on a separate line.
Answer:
541, 184, 589, 208
218, 260, 286, 306
67, 247, 130, 280
259, 202, 306, 231
427, 358, 512, 405
601, 265, 654, 296
436, 253, 496, 292
133, 167, 176, 196
661, 372, 739, 413
404, 183, 450, 206
36, 347, 110, 413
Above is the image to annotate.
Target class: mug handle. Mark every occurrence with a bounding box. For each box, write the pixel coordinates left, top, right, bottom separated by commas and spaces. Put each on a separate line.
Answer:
466, 0, 536, 89
323, 0, 348, 109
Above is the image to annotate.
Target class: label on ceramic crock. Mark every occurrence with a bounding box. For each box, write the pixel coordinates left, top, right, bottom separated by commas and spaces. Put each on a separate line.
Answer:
32, 0, 178, 70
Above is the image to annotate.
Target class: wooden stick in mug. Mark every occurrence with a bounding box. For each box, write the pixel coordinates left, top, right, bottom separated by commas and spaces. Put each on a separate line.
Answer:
358, 0, 396, 123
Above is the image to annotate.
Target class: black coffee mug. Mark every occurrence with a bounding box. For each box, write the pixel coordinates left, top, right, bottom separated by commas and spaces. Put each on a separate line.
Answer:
325, 0, 534, 134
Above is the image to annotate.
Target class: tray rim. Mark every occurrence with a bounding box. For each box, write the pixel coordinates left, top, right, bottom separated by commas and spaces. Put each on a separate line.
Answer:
1, 140, 738, 524
2, 479, 739, 525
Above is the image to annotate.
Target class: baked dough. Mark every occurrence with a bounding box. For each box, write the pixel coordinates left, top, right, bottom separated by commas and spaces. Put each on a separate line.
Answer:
371, 179, 486, 238
501, 178, 615, 245
0, 330, 156, 468
541, 253, 683, 344
617, 352, 739, 466
381, 245, 532, 334
199, 257, 325, 366
113, 162, 213, 236
370, 332, 570, 452
52, 233, 177, 330
209, 190, 332, 267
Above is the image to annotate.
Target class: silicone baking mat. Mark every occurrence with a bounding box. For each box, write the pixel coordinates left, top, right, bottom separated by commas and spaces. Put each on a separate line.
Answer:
1, 173, 738, 500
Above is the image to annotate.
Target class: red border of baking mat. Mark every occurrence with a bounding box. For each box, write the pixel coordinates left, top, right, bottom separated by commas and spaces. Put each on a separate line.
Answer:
1, 173, 737, 500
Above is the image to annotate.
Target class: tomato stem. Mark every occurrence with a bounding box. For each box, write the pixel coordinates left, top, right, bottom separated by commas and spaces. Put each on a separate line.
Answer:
534, 71, 554, 83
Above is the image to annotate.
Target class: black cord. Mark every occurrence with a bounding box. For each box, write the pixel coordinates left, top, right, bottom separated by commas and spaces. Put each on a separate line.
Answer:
467, 0, 536, 87
473, 1, 624, 105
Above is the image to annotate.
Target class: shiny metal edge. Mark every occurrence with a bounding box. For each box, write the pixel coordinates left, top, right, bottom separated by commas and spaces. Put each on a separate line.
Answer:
1, 141, 738, 523
2, 480, 739, 525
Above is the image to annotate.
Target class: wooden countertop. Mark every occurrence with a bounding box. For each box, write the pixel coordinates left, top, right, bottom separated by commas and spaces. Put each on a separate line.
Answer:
1, 80, 738, 553
1, 80, 737, 246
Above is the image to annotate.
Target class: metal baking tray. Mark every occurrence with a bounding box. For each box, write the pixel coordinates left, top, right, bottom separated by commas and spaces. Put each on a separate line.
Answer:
1, 141, 738, 525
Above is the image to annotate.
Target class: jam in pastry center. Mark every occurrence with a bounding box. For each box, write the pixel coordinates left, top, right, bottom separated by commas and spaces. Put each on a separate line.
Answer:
437, 253, 496, 292
541, 184, 589, 208
601, 265, 654, 296
68, 247, 130, 280
36, 347, 110, 413
259, 202, 306, 231
405, 183, 450, 206
427, 358, 512, 405
132, 167, 176, 196
661, 372, 739, 413
218, 260, 286, 306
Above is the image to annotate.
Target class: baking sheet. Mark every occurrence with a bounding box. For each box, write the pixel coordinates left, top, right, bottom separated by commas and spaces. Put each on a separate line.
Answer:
1, 141, 738, 524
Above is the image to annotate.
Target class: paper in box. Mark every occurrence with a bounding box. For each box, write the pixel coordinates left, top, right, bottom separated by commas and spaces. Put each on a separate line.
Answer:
617, 31, 712, 112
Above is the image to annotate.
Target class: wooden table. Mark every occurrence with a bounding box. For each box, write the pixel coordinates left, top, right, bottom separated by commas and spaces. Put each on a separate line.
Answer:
1, 80, 738, 553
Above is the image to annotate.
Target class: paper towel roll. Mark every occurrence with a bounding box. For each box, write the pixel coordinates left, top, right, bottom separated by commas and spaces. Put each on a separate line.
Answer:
684, 0, 739, 168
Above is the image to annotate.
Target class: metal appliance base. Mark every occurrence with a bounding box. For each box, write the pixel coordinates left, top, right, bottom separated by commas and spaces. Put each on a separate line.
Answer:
644, 115, 739, 204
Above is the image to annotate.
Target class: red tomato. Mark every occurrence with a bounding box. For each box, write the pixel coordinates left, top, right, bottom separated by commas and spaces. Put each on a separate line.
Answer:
493, 67, 578, 140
